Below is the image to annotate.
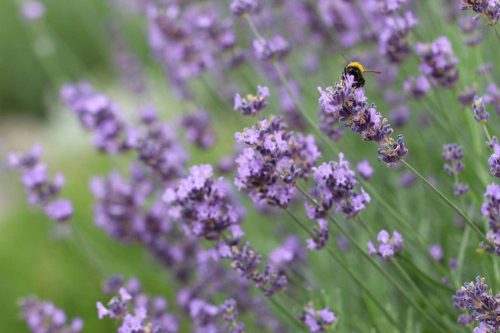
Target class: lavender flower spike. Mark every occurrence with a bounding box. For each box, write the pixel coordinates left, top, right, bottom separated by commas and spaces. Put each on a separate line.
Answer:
481, 184, 500, 255
230, 0, 261, 16
234, 85, 270, 116
416, 36, 459, 89
452, 276, 499, 331
163, 164, 244, 241
368, 230, 404, 259
473, 96, 490, 123
8, 145, 73, 223
20, 297, 83, 333
488, 144, 500, 177
460, 1, 500, 24
302, 303, 336, 333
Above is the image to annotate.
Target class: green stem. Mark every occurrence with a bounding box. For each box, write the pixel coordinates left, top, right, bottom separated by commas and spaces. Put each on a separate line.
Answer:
401, 160, 488, 243
399, 255, 455, 292
268, 297, 304, 332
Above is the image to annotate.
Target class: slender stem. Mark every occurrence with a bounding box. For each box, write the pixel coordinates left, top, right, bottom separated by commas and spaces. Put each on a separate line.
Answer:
356, 215, 376, 239
268, 297, 304, 331
392, 260, 455, 330
455, 226, 471, 288
482, 124, 493, 143
284, 209, 404, 332
399, 255, 455, 293
70, 223, 107, 278
401, 160, 488, 243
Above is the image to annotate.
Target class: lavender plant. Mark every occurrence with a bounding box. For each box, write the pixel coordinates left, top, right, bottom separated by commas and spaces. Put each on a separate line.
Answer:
4, 0, 500, 332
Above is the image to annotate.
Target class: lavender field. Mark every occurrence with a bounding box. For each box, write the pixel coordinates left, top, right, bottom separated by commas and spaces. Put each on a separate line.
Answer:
0, 0, 499, 332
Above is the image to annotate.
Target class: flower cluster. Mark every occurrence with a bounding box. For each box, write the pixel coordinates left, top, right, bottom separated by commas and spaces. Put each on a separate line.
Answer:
234, 85, 270, 116
403, 75, 430, 100
318, 75, 408, 165
379, 12, 418, 64
147, 2, 240, 99
452, 276, 499, 331
60, 82, 129, 154
481, 184, 500, 255
459, 16, 484, 46
307, 153, 371, 220
460, 0, 500, 24
97, 277, 179, 333
90, 166, 152, 242
357, 160, 374, 180
269, 235, 305, 270
131, 111, 189, 182
181, 110, 216, 149
368, 230, 404, 259
473, 96, 490, 123
8, 146, 73, 223
230, 0, 261, 16
20, 297, 83, 333
163, 164, 244, 240
253, 35, 291, 62
220, 299, 245, 333
21, 0, 45, 21
442, 144, 465, 175
223, 242, 288, 297
416, 36, 459, 89
234, 115, 320, 207
301, 303, 336, 333
484, 83, 500, 115
489, 144, 500, 178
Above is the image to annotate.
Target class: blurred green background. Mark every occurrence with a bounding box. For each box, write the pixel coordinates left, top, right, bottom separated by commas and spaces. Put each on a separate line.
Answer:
1, 0, 499, 332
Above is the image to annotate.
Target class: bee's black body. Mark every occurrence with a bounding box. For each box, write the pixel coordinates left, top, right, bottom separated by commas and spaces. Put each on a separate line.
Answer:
343, 63, 366, 88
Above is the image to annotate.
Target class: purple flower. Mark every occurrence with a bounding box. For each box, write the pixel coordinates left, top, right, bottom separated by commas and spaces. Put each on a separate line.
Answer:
318, 77, 407, 165
368, 230, 404, 259
234, 85, 270, 116
97, 277, 179, 333
61, 82, 129, 154
230, 0, 261, 16
481, 184, 500, 255
357, 160, 374, 180
484, 83, 500, 115
488, 144, 500, 177
21, 1, 45, 21
44, 199, 74, 223
227, 242, 287, 297
132, 114, 189, 182
452, 276, 499, 331
458, 85, 478, 106
181, 110, 216, 149
20, 297, 83, 333
301, 303, 336, 333
473, 96, 490, 123
389, 105, 411, 128
306, 219, 329, 251
379, 12, 418, 63
253, 35, 291, 62
428, 244, 444, 262
307, 153, 371, 220
220, 299, 245, 333
460, 0, 500, 24
163, 164, 244, 241
378, 134, 408, 166
403, 75, 430, 100
454, 183, 470, 197
416, 36, 459, 89
443, 144, 464, 176
269, 235, 305, 269
8, 146, 73, 223
235, 116, 320, 207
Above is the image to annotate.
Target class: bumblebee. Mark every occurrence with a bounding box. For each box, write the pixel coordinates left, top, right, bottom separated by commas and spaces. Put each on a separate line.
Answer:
342, 61, 381, 88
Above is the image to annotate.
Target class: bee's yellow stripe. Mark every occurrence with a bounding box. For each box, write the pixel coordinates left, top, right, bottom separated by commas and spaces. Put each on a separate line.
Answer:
347, 61, 365, 73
